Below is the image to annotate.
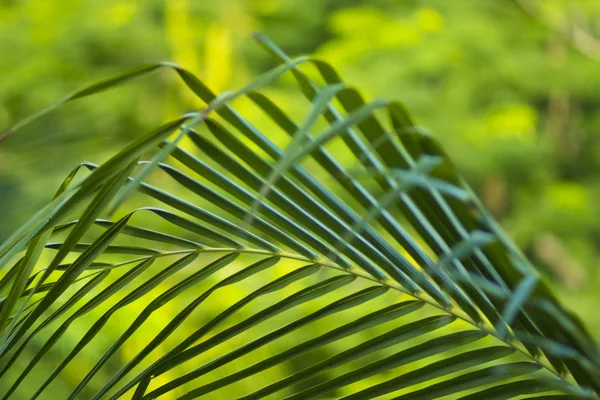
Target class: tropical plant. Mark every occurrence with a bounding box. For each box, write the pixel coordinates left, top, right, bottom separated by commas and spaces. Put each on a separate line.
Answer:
1, 33, 599, 399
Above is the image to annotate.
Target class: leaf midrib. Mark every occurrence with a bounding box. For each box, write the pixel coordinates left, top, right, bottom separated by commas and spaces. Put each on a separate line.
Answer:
133, 244, 577, 392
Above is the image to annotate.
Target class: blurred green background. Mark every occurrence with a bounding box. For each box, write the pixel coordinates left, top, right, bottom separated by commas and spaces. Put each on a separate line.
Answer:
1, 0, 600, 397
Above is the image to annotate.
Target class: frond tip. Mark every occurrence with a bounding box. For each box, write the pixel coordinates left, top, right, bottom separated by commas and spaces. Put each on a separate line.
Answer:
0, 33, 598, 399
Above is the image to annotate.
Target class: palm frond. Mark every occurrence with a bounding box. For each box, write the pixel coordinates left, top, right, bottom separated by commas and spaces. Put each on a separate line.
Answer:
0, 33, 599, 399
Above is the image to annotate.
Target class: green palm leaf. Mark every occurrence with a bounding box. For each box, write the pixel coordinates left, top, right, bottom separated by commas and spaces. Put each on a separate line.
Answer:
0, 33, 599, 399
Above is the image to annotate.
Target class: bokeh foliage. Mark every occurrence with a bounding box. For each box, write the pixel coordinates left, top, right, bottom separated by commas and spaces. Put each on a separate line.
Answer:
1, 0, 600, 398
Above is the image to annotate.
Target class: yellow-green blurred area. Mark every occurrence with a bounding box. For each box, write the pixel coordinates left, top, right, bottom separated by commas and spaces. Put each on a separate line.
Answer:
2, 0, 600, 398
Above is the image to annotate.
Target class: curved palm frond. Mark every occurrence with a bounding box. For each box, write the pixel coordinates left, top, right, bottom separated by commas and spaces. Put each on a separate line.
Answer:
0, 33, 599, 399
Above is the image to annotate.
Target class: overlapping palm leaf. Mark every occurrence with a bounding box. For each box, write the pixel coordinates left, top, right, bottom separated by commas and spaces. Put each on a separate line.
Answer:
0, 33, 599, 399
